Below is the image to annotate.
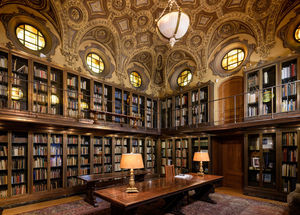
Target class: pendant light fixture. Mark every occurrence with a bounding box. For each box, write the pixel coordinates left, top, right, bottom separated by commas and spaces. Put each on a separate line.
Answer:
156, 0, 190, 47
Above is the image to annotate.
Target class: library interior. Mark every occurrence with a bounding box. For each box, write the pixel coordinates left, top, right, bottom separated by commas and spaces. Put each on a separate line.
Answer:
0, 0, 299, 215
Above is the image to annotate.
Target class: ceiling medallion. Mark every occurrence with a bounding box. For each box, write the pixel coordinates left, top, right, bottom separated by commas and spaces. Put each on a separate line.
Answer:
156, 0, 190, 47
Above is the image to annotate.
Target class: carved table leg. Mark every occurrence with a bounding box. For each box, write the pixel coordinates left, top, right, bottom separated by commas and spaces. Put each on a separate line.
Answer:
192, 184, 216, 204
163, 193, 185, 215
84, 181, 98, 207
0, 207, 3, 215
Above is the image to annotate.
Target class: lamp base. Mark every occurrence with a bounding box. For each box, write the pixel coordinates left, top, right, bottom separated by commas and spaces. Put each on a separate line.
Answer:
125, 187, 139, 193
197, 172, 204, 177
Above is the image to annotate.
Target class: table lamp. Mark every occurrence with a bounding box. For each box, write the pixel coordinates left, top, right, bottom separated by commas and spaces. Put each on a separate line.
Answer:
193, 151, 210, 177
120, 153, 144, 193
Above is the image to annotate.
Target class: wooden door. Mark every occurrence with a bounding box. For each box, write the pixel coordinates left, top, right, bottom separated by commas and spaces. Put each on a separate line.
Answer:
218, 76, 244, 124
212, 135, 244, 189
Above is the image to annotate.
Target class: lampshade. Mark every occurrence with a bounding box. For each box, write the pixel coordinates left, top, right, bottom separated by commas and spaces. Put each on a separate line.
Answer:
156, 0, 190, 47
120, 153, 144, 169
193, 151, 210, 162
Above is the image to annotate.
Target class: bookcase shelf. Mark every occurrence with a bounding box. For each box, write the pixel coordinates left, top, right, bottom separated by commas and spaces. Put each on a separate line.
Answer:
0, 132, 8, 198
12, 132, 27, 196
33, 63, 48, 114
33, 133, 48, 192
160, 82, 213, 129
11, 55, 28, 111
244, 55, 300, 119
103, 137, 112, 173
0, 51, 8, 109
80, 78, 90, 119
244, 129, 300, 201
67, 74, 78, 118
94, 136, 103, 174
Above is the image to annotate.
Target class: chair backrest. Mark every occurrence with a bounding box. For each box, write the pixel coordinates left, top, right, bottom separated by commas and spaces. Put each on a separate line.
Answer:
165, 165, 175, 179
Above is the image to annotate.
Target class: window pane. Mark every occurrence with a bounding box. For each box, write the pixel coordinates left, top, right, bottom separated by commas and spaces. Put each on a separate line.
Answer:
130, 72, 142, 88
16, 24, 45, 51
295, 25, 300, 42
222, 48, 245, 71
177, 70, 192, 87
86, 53, 104, 73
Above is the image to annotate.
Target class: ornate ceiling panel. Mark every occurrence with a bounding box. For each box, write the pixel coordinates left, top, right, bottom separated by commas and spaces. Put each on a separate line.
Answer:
2, 0, 299, 90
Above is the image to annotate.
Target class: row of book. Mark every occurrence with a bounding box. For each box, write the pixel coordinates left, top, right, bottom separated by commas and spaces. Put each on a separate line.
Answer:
68, 109, 78, 117
67, 168, 77, 177
161, 141, 172, 149
50, 156, 62, 167
34, 67, 47, 79
94, 156, 102, 164
104, 165, 112, 173
51, 146, 62, 155
67, 157, 77, 166
80, 157, 89, 165
146, 161, 154, 168
50, 169, 61, 179
281, 99, 296, 112
11, 173, 25, 184
0, 175, 7, 185
0, 146, 8, 156
282, 132, 297, 146
282, 83, 296, 97
67, 147, 77, 154
68, 100, 78, 110
94, 166, 102, 173
94, 84, 103, 94
12, 159, 25, 170
33, 146, 47, 156
248, 92, 258, 104
282, 148, 298, 162
50, 72, 59, 82
282, 178, 297, 193
176, 140, 188, 148
81, 146, 89, 155
248, 106, 258, 117
12, 184, 26, 195
33, 104, 47, 113
33, 135, 47, 144
104, 147, 111, 154
104, 156, 111, 163
68, 136, 78, 145
33, 183, 47, 192
114, 155, 121, 162
94, 146, 102, 155
281, 64, 297, 80
51, 181, 62, 190
0, 56, 7, 68
80, 167, 89, 175
248, 73, 258, 89
282, 164, 297, 177
80, 80, 88, 90
33, 157, 47, 168
33, 169, 47, 180
33, 81, 47, 92
176, 149, 187, 158
0, 85, 7, 96
67, 76, 77, 88
33, 93, 47, 103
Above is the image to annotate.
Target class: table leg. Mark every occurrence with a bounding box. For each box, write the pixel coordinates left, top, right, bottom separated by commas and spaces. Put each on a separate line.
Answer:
0, 207, 3, 215
192, 184, 216, 204
84, 181, 98, 207
111, 204, 136, 215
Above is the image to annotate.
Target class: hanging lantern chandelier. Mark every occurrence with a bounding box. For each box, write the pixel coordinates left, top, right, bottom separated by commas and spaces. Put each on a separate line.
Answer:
156, 0, 190, 47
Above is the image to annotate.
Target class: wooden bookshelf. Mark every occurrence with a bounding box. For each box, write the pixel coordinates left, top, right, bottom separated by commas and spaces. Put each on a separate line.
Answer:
67, 73, 78, 118
50, 134, 63, 190
0, 132, 8, 198
0, 51, 8, 109
244, 55, 300, 119
67, 135, 78, 187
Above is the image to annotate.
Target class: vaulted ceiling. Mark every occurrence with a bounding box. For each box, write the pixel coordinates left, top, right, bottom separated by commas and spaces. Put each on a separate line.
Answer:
0, 0, 299, 95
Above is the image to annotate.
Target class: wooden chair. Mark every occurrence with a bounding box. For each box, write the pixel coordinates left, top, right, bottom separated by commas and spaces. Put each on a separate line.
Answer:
165, 165, 175, 180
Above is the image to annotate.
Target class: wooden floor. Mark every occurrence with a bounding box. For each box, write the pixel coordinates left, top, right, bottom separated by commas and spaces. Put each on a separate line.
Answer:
3, 187, 287, 215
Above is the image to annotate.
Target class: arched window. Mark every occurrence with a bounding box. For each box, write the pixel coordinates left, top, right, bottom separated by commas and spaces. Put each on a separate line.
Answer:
177, 70, 192, 87
130, 71, 142, 88
221, 48, 245, 71
86, 53, 105, 74
295, 25, 300, 42
16, 24, 45, 51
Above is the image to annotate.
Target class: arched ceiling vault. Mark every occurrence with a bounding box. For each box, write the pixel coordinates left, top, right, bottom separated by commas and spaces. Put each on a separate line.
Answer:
2, 0, 299, 94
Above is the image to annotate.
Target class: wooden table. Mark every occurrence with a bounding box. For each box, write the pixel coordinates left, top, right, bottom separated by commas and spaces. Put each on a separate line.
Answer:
78, 170, 149, 207
94, 174, 223, 215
